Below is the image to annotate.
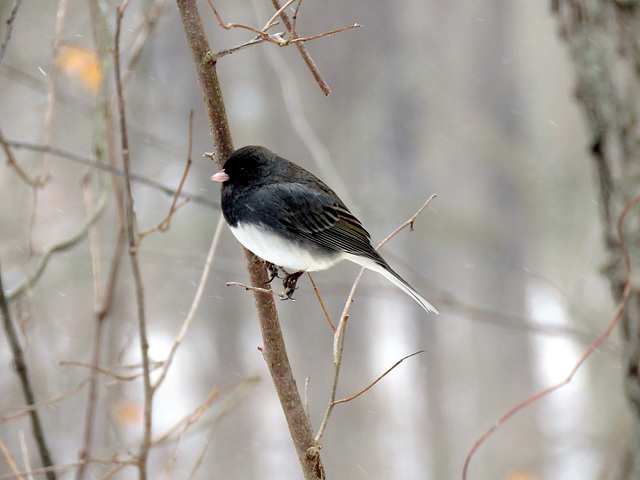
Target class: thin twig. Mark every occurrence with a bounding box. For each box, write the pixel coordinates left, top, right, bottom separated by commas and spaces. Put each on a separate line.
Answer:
270, 0, 331, 95
59, 360, 163, 383
315, 195, 437, 445
226, 281, 288, 299
114, 3, 152, 480
259, 31, 354, 204
0, 264, 57, 480
0, 437, 23, 480
4, 139, 218, 208
6, 186, 108, 301
0, 462, 80, 480
207, 0, 358, 96
122, 0, 171, 86
462, 192, 640, 480
213, 36, 269, 59
40, 0, 69, 186
307, 273, 335, 331
76, 146, 112, 480
157, 385, 222, 480
18, 431, 34, 480
0, 126, 41, 187
153, 213, 226, 389
0, 0, 23, 64
140, 111, 194, 238
0, 378, 90, 421
334, 350, 426, 404
183, 378, 260, 480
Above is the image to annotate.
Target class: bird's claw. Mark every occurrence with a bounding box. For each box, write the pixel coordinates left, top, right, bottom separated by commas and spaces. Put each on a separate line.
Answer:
265, 262, 281, 284
282, 271, 304, 301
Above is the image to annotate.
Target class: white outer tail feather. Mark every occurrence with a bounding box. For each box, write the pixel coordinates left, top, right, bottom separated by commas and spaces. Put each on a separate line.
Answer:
343, 254, 439, 314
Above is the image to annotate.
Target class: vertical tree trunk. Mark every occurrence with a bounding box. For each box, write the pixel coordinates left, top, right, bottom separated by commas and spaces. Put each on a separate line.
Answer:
553, 1, 640, 478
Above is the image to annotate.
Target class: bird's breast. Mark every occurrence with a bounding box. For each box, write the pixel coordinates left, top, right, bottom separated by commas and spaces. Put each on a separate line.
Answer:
229, 222, 341, 272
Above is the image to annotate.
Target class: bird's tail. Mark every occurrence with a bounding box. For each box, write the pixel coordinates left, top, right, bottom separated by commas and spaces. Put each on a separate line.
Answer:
344, 254, 439, 314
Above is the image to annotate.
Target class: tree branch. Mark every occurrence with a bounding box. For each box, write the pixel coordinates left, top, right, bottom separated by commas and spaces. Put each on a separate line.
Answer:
0, 263, 57, 480
175, 0, 324, 478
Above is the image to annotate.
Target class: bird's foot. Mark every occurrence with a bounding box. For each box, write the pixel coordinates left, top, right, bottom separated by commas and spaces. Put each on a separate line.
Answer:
282, 271, 304, 300
264, 262, 281, 284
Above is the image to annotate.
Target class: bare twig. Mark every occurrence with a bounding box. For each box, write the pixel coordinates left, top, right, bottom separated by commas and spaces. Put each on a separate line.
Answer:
122, 0, 171, 86
40, 0, 69, 186
4, 139, 218, 208
183, 378, 260, 480
334, 350, 426, 404
114, 3, 152, 480
154, 376, 259, 448
462, 192, 640, 480
270, 0, 333, 95
140, 111, 194, 238
259, 35, 354, 204
0, 126, 41, 187
60, 360, 163, 383
0, 264, 57, 480
0, 0, 23, 64
315, 195, 437, 445
153, 213, 226, 389
76, 142, 112, 480
207, 0, 358, 96
0, 462, 79, 480
226, 281, 288, 299
0, 436, 23, 480
307, 273, 335, 331
18, 431, 34, 480
0, 378, 90, 421
6, 186, 107, 301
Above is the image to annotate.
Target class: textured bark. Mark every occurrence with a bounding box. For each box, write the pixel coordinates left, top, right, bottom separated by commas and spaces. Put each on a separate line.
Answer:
553, 1, 640, 478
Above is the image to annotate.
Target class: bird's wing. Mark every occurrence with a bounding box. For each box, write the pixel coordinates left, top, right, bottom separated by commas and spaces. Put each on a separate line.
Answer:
253, 182, 382, 262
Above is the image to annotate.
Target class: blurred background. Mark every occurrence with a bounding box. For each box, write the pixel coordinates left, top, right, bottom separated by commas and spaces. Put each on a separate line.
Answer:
0, 1, 630, 479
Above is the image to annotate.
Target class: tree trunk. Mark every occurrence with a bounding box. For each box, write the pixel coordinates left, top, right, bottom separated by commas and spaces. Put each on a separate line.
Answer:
553, 1, 640, 478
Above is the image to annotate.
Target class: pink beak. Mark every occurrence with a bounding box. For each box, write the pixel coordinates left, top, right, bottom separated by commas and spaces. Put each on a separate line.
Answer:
211, 169, 230, 182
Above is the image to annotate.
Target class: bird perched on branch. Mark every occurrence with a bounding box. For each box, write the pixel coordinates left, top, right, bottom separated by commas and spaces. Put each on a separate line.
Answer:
211, 145, 438, 314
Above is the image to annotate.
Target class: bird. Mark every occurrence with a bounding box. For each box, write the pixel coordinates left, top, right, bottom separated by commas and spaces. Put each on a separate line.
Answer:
211, 145, 438, 314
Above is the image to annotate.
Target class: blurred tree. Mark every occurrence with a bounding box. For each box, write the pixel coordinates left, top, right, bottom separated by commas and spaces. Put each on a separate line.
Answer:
554, 1, 640, 478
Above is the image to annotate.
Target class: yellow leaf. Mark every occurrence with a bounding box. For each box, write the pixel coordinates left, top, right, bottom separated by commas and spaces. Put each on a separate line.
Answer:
56, 44, 102, 95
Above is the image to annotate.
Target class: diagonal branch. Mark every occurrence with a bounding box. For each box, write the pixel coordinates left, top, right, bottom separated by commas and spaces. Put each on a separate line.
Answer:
0, 264, 57, 480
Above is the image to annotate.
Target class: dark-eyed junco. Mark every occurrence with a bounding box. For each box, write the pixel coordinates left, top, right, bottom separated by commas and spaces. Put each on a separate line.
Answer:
211, 145, 438, 314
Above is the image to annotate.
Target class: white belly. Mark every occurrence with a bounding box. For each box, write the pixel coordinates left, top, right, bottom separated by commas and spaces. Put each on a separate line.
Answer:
229, 222, 341, 272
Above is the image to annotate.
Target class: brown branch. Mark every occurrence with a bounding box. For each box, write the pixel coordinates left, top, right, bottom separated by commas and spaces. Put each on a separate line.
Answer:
315, 195, 437, 445
0, 436, 24, 479
334, 350, 426, 404
4, 139, 218, 208
114, 3, 152, 480
140, 111, 194, 238
0, 264, 57, 480
0, 378, 91, 422
208, 0, 358, 95
176, 1, 324, 477
307, 273, 335, 331
59, 360, 163, 383
40, 0, 69, 186
269, 0, 331, 95
462, 192, 640, 480
75, 148, 111, 480
226, 281, 288, 299
0, 0, 23, 64
6, 174, 108, 301
0, 125, 41, 187
153, 213, 226, 390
